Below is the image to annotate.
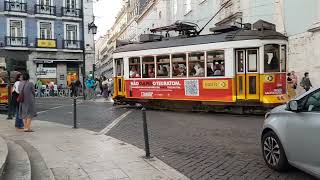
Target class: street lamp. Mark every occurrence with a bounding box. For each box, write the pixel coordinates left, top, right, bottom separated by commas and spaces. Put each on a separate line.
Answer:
88, 22, 97, 35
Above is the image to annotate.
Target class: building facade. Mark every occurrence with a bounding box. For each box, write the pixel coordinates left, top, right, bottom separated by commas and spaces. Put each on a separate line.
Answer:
0, 0, 94, 86
97, 0, 320, 89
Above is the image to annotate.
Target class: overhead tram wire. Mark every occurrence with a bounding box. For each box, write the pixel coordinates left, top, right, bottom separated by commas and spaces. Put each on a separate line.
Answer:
197, 0, 232, 35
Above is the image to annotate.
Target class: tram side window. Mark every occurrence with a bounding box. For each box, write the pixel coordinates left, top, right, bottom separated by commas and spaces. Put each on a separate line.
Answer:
281, 45, 287, 72
129, 57, 141, 78
189, 52, 205, 77
264, 44, 280, 72
142, 56, 155, 78
172, 54, 187, 77
207, 50, 225, 77
156, 55, 170, 78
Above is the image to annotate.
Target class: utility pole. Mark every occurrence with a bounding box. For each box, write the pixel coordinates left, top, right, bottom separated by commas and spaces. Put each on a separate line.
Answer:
80, 0, 86, 100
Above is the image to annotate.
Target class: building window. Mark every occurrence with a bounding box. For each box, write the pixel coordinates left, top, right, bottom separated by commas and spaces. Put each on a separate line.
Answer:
188, 52, 205, 77
36, 0, 55, 15
6, 19, 27, 47
185, 0, 191, 14
63, 0, 80, 17
65, 0, 76, 9
39, 22, 53, 39
264, 44, 280, 72
66, 24, 77, 40
10, 20, 23, 38
207, 50, 225, 77
5, 0, 27, 12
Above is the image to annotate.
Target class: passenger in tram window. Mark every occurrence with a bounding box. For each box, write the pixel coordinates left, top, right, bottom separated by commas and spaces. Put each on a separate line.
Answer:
213, 63, 222, 76
148, 65, 155, 78
130, 66, 140, 78
173, 63, 181, 76
162, 67, 168, 76
207, 66, 214, 77
190, 63, 204, 77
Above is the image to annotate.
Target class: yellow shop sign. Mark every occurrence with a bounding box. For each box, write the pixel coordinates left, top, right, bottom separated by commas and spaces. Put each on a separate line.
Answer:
203, 80, 229, 89
37, 39, 56, 48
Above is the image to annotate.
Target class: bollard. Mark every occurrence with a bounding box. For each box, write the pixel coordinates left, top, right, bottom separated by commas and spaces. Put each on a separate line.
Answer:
73, 97, 77, 129
142, 107, 151, 158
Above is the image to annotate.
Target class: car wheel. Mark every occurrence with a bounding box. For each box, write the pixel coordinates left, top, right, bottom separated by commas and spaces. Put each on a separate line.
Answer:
262, 131, 289, 171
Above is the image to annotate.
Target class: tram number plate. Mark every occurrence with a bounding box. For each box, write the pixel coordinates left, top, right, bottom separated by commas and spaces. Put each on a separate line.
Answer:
203, 80, 229, 89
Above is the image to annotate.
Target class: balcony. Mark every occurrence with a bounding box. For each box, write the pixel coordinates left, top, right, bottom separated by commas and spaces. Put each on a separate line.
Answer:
36, 38, 57, 48
5, 37, 28, 47
63, 40, 82, 49
34, 4, 56, 16
61, 7, 81, 18
4, 1, 27, 12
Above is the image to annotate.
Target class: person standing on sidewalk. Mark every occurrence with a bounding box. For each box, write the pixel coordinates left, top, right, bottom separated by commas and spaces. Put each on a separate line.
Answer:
19, 73, 36, 132
102, 77, 109, 99
287, 73, 296, 100
300, 72, 313, 92
12, 73, 24, 129
36, 79, 43, 97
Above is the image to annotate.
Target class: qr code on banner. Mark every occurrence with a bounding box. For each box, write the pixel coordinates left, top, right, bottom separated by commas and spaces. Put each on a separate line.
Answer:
184, 80, 199, 96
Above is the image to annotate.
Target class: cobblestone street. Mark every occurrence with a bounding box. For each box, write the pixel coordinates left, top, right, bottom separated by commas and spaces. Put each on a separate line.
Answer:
35, 98, 316, 180
107, 110, 316, 180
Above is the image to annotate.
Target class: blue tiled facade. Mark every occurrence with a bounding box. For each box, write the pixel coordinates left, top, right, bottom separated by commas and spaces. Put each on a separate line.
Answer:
0, 0, 83, 49
0, 0, 87, 86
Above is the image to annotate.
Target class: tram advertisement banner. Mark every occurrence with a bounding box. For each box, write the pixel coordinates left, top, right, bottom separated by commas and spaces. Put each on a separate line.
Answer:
126, 79, 233, 102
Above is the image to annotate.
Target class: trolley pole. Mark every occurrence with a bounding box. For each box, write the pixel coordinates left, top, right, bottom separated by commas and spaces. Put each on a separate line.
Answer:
73, 96, 77, 129
142, 107, 151, 158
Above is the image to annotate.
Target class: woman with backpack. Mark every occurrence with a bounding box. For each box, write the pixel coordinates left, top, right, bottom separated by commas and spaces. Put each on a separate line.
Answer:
300, 72, 313, 92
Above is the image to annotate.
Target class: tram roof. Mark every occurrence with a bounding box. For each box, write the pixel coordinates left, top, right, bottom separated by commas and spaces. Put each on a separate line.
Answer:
114, 29, 287, 53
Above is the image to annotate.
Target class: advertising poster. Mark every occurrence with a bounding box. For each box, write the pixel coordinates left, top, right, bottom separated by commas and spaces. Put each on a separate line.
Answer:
126, 78, 233, 102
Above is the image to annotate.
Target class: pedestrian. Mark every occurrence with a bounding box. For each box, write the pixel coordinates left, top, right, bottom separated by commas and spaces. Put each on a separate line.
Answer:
109, 79, 114, 97
291, 71, 298, 90
102, 77, 109, 99
74, 80, 81, 97
12, 73, 24, 129
36, 79, 42, 97
18, 73, 36, 132
287, 73, 296, 100
93, 78, 100, 98
300, 72, 313, 92
99, 76, 104, 95
85, 77, 95, 99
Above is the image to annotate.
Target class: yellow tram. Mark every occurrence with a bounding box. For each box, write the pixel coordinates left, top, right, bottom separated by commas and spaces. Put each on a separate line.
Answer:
112, 20, 288, 113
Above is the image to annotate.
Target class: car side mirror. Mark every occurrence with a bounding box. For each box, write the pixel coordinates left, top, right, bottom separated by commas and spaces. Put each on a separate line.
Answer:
288, 100, 299, 112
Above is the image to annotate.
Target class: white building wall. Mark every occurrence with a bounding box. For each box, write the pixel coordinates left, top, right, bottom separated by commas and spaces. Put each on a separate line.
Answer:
83, 0, 95, 77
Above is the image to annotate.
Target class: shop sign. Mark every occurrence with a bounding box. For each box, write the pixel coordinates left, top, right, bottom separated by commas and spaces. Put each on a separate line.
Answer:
36, 67, 57, 78
37, 40, 56, 48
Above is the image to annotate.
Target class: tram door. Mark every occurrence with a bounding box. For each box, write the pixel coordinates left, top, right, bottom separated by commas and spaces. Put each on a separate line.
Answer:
114, 58, 125, 97
236, 49, 260, 100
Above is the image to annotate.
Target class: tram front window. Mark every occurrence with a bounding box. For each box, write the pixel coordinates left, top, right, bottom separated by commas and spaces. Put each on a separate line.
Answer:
207, 50, 225, 77
281, 45, 287, 72
189, 52, 205, 77
129, 57, 141, 78
172, 54, 187, 77
264, 44, 280, 72
156, 55, 170, 78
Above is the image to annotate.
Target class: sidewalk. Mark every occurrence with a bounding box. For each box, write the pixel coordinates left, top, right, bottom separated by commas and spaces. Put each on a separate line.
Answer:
0, 115, 189, 180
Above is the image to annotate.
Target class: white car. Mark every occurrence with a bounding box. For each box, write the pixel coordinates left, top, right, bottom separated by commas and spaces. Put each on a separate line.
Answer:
261, 87, 320, 178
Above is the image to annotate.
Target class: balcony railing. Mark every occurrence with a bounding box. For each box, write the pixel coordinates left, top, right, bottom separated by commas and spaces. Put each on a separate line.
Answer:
35, 4, 56, 16
4, 1, 27, 12
36, 38, 57, 48
61, 7, 81, 18
5, 37, 28, 47
63, 40, 82, 49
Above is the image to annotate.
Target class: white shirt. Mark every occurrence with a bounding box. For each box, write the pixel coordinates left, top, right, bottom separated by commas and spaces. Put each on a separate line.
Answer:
13, 81, 20, 94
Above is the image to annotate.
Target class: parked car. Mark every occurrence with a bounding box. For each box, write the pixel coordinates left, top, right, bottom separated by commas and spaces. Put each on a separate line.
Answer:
261, 87, 320, 178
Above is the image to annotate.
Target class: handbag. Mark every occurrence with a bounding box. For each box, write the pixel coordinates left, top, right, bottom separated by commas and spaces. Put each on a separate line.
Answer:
17, 82, 26, 103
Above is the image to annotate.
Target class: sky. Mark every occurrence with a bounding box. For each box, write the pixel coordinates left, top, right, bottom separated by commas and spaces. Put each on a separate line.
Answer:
93, 0, 123, 38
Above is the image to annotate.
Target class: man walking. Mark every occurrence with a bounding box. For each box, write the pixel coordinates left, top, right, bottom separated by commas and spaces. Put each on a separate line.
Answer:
300, 72, 313, 92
